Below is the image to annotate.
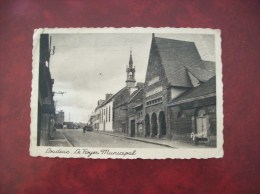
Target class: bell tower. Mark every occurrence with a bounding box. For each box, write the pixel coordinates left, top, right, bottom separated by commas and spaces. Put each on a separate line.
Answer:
126, 50, 136, 88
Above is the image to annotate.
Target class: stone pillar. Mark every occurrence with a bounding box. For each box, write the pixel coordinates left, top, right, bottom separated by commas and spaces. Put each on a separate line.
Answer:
150, 119, 153, 137
191, 116, 195, 133
157, 116, 161, 138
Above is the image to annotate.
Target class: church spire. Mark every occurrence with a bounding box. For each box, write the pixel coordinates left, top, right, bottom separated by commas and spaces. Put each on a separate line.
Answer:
129, 50, 133, 68
126, 50, 136, 88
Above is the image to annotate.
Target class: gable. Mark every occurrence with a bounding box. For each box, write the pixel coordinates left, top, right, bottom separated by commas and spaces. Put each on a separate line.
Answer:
154, 37, 208, 87
145, 40, 165, 84
187, 70, 201, 87
187, 67, 215, 83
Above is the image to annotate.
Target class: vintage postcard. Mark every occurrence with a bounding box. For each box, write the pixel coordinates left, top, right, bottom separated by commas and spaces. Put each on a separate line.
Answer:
30, 28, 223, 159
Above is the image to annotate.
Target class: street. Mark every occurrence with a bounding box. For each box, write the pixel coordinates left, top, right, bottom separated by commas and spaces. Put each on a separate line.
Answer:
60, 129, 167, 148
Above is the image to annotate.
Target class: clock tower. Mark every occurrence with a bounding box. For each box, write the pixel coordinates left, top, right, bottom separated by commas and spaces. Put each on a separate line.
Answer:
126, 50, 136, 88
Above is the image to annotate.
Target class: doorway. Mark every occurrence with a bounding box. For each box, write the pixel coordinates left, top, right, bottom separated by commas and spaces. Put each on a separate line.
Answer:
196, 109, 208, 137
130, 120, 135, 137
151, 113, 158, 136
159, 111, 166, 136
145, 114, 150, 136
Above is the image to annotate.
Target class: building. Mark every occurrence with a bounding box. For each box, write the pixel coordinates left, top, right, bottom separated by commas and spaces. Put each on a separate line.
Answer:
89, 113, 95, 127
143, 34, 215, 140
37, 34, 56, 146
55, 110, 64, 128
98, 94, 114, 132
91, 51, 143, 135
127, 87, 144, 137
167, 76, 216, 145
112, 51, 143, 135
93, 100, 104, 131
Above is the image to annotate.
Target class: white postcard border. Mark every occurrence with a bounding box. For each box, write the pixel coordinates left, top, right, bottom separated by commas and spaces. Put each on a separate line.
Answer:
30, 27, 223, 159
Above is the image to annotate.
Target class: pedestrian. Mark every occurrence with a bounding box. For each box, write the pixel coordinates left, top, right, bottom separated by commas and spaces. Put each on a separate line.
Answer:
83, 125, 86, 133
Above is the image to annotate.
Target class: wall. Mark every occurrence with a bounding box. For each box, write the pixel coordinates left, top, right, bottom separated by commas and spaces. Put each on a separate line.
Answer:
168, 97, 216, 142
113, 105, 127, 133
99, 100, 113, 132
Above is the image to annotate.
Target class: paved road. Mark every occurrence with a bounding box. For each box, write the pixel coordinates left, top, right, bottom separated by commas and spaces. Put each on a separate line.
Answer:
61, 129, 166, 148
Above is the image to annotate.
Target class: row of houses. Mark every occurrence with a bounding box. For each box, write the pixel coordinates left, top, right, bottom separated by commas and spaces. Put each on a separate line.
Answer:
37, 34, 70, 145
91, 34, 217, 145
37, 34, 56, 146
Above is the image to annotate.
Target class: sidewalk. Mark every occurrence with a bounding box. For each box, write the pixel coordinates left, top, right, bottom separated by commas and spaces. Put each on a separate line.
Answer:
93, 130, 213, 149
47, 129, 73, 147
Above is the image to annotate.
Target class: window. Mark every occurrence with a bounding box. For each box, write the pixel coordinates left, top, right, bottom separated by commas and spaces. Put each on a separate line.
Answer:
106, 107, 107, 122
109, 106, 111, 122
146, 97, 163, 107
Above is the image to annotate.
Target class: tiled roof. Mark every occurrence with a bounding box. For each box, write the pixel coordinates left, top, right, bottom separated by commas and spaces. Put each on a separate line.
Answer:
113, 85, 142, 108
136, 82, 144, 88
203, 60, 216, 75
154, 37, 209, 87
97, 94, 114, 108
128, 88, 143, 103
186, 67, 215, 82
113, 87, 131, 107
171, 76, 216, 104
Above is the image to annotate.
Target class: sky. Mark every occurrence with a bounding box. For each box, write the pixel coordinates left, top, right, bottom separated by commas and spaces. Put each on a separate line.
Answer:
49, 33, 215, 123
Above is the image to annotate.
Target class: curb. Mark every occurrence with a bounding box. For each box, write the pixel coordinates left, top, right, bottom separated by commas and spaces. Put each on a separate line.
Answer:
124, 136, 175, 148
93, 131, 175, 148
60, 132, 74, 147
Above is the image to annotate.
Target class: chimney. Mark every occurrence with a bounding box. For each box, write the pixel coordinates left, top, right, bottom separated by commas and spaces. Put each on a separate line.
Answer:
97, 99, 104, 106
105, 93, 113, 100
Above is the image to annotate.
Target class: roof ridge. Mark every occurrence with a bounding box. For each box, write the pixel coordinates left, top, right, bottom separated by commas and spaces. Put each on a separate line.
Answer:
154, 36, 194, 44
97, 86, 127, 108
185, 67, 203, 82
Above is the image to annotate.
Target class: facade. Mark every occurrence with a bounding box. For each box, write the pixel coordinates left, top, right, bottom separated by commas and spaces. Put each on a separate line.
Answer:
167, 76, 216, 145
89, 114, 95, 127
93, 94, 114, 132
37, 34, 56, 146
91, 51, 143, 135
127, 88, 144, 137
93, 99, 104, 131
56, 110, 64, 128
143, 34, 215, 140
93, 107, 101, 131
99, 98, 113, 132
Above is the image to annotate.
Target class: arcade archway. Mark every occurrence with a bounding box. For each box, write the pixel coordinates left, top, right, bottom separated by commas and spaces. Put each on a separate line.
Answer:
159, 111, 166, 136
151, 113, 158, 136
145, 114, 150, 136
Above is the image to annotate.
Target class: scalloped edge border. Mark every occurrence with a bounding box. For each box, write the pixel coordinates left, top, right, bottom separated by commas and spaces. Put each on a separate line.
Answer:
30, 27, 223, 159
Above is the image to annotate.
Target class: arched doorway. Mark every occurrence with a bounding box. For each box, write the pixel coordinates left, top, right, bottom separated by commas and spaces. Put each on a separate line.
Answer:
195, 108, 208, 138
151, 113, 158, 136
145, 114, 150, 136
159, 111, 166, 136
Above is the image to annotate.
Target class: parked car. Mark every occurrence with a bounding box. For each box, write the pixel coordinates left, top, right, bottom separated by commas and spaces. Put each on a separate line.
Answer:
85, 125, 93, 132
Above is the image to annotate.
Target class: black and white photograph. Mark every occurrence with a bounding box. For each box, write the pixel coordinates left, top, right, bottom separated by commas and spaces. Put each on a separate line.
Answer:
30, 28, 223, 159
